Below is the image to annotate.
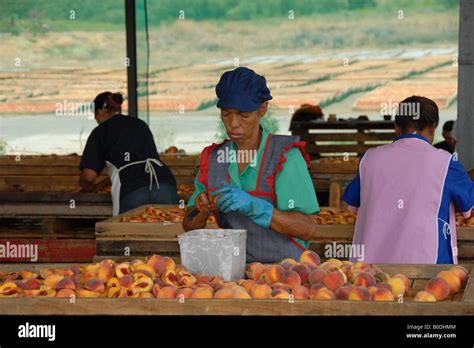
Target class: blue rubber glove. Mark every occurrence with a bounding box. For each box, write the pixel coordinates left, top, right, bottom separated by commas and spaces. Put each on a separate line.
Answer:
212, 184, 273, 229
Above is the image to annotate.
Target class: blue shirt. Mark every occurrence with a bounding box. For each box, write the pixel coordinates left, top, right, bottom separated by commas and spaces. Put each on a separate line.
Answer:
342, 134, 474, 264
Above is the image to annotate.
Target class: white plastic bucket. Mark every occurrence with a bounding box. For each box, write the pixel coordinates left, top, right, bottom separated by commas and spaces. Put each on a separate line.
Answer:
178, 229, 247, 281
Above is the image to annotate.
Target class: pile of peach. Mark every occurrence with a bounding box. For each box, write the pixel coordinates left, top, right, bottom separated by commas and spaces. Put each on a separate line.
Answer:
121, 206, 216, 224
415, 266, 469, 302
177, 184, 195, 196
313, 209, 473, 227
245, 251, 409, 301
0, 251, 469, 302
313, 209, 356, 225
456, 209, 474, 227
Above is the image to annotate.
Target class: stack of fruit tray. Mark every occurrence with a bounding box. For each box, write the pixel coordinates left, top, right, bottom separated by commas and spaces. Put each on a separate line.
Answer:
309, 158, 359, 174
0, 254, 472, 315
95, 205, 218, 259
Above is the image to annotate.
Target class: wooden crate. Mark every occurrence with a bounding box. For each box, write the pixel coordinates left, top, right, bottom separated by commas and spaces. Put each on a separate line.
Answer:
0, 154, 198, 191
290, 120, 395, 157
0, 192, 112, 218
0, 263, 472, 315
310, 159, 359, 174
96, 220, 474, 262
309, 159, 358, 208
309, 225, 474, 262
0, 155, 105, 192
95, 204, 218, 257
0, 217, 97, 263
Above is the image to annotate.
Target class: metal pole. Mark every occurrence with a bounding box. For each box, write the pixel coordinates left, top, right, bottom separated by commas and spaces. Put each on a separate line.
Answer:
125, 0, 138, 118
456, 0, 474, 170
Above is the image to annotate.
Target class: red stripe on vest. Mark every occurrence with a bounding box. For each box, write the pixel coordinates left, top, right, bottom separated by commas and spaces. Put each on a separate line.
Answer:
266, 140, 310, 203
256, 133, 272, 193
288, 237, 307, 251
198, 141, 228, 190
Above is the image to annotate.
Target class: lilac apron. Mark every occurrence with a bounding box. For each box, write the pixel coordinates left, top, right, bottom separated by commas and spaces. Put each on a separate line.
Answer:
352, 137, 454, 264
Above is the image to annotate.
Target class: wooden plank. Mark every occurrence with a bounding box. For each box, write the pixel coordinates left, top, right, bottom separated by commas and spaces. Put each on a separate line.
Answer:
409, 279, 428, 298
301, 133, 395, 141
291, 120, 395, 130
328, 181, 342, 209
312, 179, 330, 190
462, 271, 474, 302
378, 264, 473, 279
0, 192, 111, 203
310, 225, 474, 241
41, 217, 75, 234
0, 238, 96, 263
93, 255, 182, 263
0, 298, 472, 315
96, 240, 180, 255
307, 143, 380, 154
95, 204, 220, 237
0, 262, 87, 273
0, 156, 81, 166
310, 160, 359, 174
457, 242, 474, 259
0, 165, 84, 175
0, 155, 198, 167
0, 229, 96, 239
0, 203, 112, 218
3, 176, 105, 186
95, 227, 184, 238
160, 156, 199, 166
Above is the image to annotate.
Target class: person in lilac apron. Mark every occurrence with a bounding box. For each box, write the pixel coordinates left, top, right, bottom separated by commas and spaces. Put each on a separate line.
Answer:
343, 96, 473, 264
183, 67, 319, 263
75, 91, 179, 215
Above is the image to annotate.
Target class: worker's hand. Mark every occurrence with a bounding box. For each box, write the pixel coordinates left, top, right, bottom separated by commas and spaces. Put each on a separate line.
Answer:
71, 185, 83, 194
94, 180, 110, 193
212, 184, 273, 228
194, 192, 214, 215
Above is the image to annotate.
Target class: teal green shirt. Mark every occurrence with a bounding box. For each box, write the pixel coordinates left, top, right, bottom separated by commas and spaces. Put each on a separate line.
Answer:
188, 128, 319, 248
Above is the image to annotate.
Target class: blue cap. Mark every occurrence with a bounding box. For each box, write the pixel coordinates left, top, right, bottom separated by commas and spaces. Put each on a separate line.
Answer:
215, 67, 272, 112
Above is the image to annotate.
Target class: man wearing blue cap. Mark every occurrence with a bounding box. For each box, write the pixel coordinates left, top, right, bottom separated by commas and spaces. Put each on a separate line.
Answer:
183, 67, 319, 263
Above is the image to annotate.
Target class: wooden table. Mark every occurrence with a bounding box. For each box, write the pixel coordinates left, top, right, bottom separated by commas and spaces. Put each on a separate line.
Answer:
0, 263, 472, 315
